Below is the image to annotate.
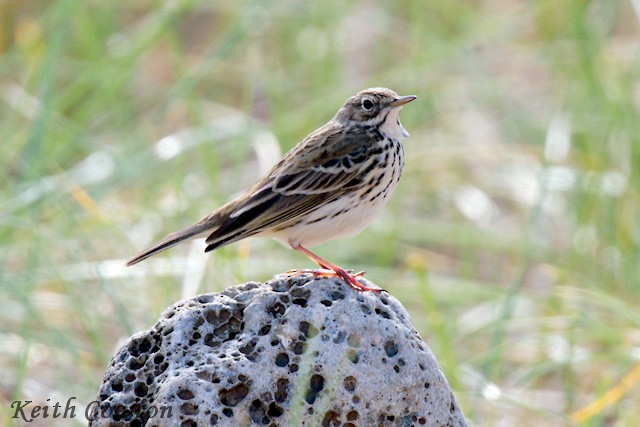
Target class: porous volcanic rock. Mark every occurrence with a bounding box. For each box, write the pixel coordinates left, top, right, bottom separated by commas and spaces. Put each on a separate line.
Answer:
90, 274, 467, 426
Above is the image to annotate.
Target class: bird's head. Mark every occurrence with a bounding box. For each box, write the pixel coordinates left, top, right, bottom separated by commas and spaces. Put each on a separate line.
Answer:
334, 87, 416, 126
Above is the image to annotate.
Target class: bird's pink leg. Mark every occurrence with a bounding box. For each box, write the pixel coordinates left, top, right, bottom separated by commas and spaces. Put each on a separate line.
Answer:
290, 243, 380, 293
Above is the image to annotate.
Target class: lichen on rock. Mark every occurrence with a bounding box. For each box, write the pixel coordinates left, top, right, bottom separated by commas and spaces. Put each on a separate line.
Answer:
90, 274, 467, 426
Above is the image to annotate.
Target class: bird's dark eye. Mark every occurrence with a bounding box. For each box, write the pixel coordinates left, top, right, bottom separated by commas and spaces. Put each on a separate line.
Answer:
361, 98, 374, 110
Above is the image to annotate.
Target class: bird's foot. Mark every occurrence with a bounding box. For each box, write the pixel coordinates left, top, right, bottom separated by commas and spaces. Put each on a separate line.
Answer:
285, 268, 380, 292
333, 267, 382, 293
285, 268, 365, 278
289, 244, 380, 293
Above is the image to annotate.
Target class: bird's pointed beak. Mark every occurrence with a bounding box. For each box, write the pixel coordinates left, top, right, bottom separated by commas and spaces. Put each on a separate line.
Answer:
388, 95, 417, 108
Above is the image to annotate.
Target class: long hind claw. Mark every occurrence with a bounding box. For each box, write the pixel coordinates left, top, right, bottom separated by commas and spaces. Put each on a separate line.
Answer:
285, 269, 365, 278
285, 268, 380, 292
334, 268, 382, 293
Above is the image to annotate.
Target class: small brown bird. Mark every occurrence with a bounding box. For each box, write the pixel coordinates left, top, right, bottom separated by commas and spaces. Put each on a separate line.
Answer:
126, 88, 416, 292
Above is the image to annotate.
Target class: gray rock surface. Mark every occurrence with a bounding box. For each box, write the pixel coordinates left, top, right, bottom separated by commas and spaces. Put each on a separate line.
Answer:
90, 274, 467, 426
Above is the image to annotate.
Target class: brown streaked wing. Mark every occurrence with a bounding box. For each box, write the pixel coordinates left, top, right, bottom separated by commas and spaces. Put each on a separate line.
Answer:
272, 126, 372, 194
203, 123, 373, 250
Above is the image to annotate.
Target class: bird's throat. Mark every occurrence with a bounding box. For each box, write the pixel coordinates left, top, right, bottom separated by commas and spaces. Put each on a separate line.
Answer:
379, 108, 409, 140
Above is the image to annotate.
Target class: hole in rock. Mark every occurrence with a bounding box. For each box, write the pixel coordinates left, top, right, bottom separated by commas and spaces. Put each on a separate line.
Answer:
249, 399, 268, 424
344, 376, 357, 392
267, 402, 283, 417
218, 383, 249, 407
133, 382, 147, 397
259, 324, 272, 336
299, 321, 319, 338
177, 389, 194, 400
375, 308, 390, 319
275, 378, 289, 402
384, 340, 398, 357
321, 410, 341, 426
275, 353, 289, 367
267, 302, 286, 317
180, 403, 197, 416
305, 374, 325, 404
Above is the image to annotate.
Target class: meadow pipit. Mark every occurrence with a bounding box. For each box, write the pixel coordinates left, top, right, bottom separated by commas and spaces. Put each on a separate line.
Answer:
127, 88, 416, 292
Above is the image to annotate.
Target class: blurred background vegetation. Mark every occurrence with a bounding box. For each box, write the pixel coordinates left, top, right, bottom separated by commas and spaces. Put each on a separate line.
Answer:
1, 0, 639, 425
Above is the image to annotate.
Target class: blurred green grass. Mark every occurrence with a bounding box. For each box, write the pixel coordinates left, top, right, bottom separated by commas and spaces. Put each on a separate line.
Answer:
2, 0, 639, 425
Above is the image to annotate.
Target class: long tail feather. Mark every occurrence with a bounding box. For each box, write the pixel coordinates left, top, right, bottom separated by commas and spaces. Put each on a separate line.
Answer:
125, 223, 211, 266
